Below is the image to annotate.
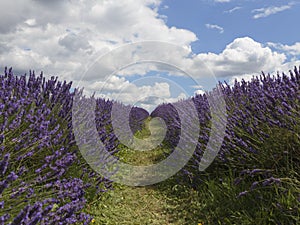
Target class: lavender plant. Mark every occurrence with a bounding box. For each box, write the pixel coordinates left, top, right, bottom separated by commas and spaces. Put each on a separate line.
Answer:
150, 103, 181, 149
151, 66, 299, 223
129, 107, 149, 134
0, 68, 112, 224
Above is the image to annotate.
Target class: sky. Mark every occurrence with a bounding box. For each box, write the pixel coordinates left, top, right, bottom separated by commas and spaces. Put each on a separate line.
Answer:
0, 0, 299, 111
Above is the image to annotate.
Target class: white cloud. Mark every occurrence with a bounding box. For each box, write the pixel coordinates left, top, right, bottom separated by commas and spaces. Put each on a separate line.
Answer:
224, 6, 242, 13
24, 18, 37, 26
205, 24, 224, 34
252, 3, 294, 19
267, 42, 300, 56
192, 37, 286, 78
84, 75, 186, 112
226, 40, 300, 86
0, 0, 197, 74
228, 73, 256, 86
0, 46, 51, 72
194, 89, 205, 96
191, 85, 203, 89
228, 58, 300, 87
215, 0, 231, 2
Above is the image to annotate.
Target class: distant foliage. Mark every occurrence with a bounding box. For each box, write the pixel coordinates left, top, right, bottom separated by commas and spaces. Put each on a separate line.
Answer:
150, 103, 181, 149
129, 107, 149, 134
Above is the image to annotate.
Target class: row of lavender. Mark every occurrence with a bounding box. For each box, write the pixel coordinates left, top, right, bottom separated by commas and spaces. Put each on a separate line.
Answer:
195, 68, 299, 181
151, 67, 299, 172
0, 68, 102, 224
0, 68, 149, 224
91, 66, 299, 194
95, 98, 149, 154
1, 65, 299, 223
151, 67, 299, 221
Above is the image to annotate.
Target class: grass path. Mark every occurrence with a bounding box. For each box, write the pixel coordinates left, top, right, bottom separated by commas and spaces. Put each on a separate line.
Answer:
85, 177, 203, 225
84, 119, 204, 224
87, 184, 171, 224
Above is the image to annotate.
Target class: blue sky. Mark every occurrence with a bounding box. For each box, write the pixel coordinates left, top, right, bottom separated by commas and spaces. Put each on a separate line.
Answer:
160, 0, 299, 53
125, 0, 300, 105
0, 0, 299, 111
137, 0, 300, 102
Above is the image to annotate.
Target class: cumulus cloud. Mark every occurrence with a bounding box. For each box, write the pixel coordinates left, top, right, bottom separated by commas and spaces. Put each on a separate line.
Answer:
0, 46, 51, 72
252, 3, 294, 19
139, 92, 187, 112
192, 37, 286, 78
267, 42, 300, 56
0, 0, 197, 74
228, 58, 300, 87
225, 40, 300, 86
205, 24, 224, 34
83, 74, 186, 111
228, 73, 256, 86
0, 0, 199, 110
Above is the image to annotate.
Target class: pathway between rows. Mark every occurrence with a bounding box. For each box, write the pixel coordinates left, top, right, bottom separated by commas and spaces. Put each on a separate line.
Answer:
85, 118, 201, 224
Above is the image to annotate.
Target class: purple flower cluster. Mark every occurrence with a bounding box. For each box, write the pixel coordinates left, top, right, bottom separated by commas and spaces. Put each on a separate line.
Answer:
129, 106, 149, 134
95, 98, 120, 154
0, 68, 110, 224
149, 67, 299, 198
94, 98, 149, 154
215, 68, 300, 188
150, 103, 181, 149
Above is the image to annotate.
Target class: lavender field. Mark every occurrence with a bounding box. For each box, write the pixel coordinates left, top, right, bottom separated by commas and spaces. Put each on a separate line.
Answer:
0, 66, 299, 224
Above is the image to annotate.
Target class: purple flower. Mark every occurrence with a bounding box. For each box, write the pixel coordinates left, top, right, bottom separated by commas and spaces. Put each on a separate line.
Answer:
234, 177, 243, 186
0, 201, 4, 209
237, 190, 248, 198
250, 181, 259, 190
0, 153, 10, 175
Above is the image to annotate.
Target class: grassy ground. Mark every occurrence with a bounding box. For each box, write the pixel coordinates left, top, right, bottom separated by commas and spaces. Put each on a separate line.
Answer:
85, 171, 299, 225
84, 174, 206, 224
85, 180, 196, 224
84, 118, 205, 224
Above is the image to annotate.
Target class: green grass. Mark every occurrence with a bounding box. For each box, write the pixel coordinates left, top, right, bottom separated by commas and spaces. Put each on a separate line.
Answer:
84, 176, 203, 225
85, 171, 299, 225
